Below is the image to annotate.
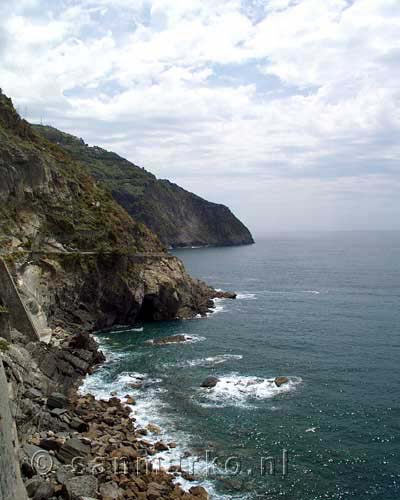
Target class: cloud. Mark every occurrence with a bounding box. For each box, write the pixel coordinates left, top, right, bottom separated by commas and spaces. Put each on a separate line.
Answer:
0, 0, 399, 232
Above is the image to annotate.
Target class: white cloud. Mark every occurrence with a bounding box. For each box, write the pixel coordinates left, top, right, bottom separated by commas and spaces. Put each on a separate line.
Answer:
0, 0, 399, 232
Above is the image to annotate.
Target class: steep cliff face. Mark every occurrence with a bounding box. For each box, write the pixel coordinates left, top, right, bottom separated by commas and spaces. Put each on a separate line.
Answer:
0, 89, 216, 336
33, 125, 254, 248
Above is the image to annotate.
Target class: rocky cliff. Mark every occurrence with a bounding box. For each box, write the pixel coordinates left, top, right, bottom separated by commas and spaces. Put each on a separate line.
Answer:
0, 89, 219, 337
0, 88, 227, 499
33, 125, 254, 248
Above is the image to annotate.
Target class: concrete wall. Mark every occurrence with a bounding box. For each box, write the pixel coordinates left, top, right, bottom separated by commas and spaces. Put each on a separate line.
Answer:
0, 357, 28, 500
0, 259, 39, 342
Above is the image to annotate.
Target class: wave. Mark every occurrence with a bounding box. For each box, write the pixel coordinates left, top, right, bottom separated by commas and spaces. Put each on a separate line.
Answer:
208, 298, 226, 316
80, 359, 248, 498
164, 354, 243, 369
236, 292, 257, 300
197, 374, 303, 408
303, 290, 320, 295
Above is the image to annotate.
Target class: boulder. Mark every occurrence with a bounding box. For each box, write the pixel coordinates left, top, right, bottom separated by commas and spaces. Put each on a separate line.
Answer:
147, 423, 161, 434
154, 441, 169, 452
125, 395, 136, 405
33, 481, 55, 500
46, 392, 68, 409
275, 376, 289, 387
57, 438, 90, 464
190, 486, 209, 499
64, 475, 98, 500
201, 377, 219, 388
50, 408, 69, 417
24, 387, 43, 402
99, 481, 122, 499
24, 476, 44, 497
39, 438, 61, 452
70, 416, 89, 432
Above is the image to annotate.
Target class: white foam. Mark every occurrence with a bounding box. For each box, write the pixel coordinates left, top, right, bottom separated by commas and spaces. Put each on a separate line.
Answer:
208, 298, 226, 316
198, 374, 303, 407
236, 292, 257, 300
303, 290, 320, 295
80, 336, 247, 498
164, 354, 243, 369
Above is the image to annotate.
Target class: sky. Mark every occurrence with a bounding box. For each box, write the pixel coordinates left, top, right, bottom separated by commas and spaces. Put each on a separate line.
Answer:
1, 0, 400, 236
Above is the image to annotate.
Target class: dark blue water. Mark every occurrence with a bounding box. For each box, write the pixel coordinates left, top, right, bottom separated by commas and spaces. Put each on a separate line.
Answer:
83, 232, 400, 499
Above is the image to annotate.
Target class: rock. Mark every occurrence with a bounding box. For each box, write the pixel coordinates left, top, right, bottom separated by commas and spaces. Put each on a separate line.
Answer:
111, 446, 139, 459
154, 441, 169, 452
190, 486, 209, 499
56, 465, 75, 485
99, 481, 122, 499
64, 475, 98, 500
181, 472, 196, 481
275, 376, 289, 387
146, 482, 166, 500
147, 423, 161, 434
25, 387, 43, 401
57, 438, 90, 464
39, 438, 61, 452
169, 465, 182, 473
212, 290, 237, 300
125, 396, 136, 405
47, 392, 68, 409
33, 481, 55, 500
70, 416, 89, 432
201, 377, 219, 388
50, 408, 69, 416
128, 381, 143, 389
24, 476, 44, 497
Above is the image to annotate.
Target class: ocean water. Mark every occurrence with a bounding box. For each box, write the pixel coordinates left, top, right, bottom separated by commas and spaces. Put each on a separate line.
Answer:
81, 232, 400, 499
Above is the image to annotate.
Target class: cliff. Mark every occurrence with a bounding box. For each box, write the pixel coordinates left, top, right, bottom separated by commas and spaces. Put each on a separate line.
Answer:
33, 125, 254, 248
0, 89, 218, 337
0, 88, 225, 499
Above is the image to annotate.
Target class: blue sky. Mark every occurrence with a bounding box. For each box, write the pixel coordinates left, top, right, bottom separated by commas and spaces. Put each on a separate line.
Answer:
1, 0, 399, 234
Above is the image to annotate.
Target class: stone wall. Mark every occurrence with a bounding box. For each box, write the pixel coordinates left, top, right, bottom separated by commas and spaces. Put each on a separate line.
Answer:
0, 259, 39, 342
0, 357, 28, 500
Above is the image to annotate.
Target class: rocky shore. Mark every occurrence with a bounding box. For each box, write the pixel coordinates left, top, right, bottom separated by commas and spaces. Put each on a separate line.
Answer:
1, 323, 211, 500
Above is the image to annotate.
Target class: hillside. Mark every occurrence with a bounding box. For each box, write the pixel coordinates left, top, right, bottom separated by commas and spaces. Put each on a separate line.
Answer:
0, 88, 220, 330
33, 125, 254, 248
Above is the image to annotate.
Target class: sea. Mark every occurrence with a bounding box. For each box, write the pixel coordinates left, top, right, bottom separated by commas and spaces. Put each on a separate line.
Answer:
81, 231, 400, 499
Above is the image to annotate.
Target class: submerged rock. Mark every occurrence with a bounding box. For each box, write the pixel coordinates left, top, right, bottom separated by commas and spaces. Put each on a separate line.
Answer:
275, 376, 289, 387
201, 376, 220, 388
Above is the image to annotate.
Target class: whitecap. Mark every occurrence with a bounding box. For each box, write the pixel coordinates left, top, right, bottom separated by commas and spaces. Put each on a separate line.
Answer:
164, 354, 243, 369
208, 298, 226, 316
236, 292, 257, 300
198, 374, 302, 407
303, 290, 320, 295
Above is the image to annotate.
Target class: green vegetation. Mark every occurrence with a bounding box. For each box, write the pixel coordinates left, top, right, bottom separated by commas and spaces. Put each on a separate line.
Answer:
0, 90, 164, 255
0, 338, 9, 352
33, 124, 254, 248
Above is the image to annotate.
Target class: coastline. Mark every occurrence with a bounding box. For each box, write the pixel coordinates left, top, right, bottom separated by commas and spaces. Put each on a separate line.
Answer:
1, 326, 211, 499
